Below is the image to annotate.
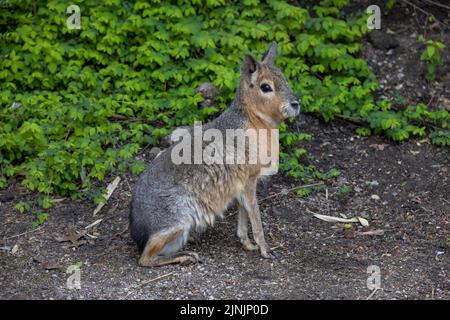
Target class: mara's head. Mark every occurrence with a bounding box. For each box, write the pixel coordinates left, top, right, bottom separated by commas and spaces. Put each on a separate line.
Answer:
239, 42, 300, 126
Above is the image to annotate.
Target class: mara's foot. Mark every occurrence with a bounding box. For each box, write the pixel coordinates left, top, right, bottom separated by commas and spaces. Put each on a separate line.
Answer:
138, 251, 201, 267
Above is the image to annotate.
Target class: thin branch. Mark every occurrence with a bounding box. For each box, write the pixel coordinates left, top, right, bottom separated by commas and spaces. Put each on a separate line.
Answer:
124, 272, 174, 299
259, 182, 324, 202
422, 0, 450, 11
426, 91, 436, 108
400, 0, 435, 16
333, 114, 367, 127
399, 0, 450, 28
108, 115, 155, 124
366, 288, 379, 300
4, 226, 44, 240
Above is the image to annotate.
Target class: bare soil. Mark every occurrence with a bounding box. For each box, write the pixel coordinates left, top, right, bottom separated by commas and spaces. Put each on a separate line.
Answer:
0, 2, 449, 300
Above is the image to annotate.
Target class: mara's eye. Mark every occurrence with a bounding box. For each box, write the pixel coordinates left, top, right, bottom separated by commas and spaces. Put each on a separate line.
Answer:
260, 83, 273, 93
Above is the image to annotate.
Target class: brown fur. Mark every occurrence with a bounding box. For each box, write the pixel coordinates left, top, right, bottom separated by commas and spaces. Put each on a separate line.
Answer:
139, 228, 200, 267
130, 42, 299, 266
243, 66, 288, 128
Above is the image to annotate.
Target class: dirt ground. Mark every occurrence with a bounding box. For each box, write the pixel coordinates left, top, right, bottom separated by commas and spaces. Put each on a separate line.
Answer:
1, 2, 449, 300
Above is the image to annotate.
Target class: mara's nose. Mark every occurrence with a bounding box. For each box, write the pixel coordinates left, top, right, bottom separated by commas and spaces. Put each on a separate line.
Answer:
291, 101, 300, 110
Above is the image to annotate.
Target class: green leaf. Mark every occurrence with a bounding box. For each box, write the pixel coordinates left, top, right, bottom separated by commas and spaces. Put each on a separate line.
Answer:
130, 160, 146, 175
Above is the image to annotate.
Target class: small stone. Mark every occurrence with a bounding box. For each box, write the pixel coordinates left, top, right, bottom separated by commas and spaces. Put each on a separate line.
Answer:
368, 30, 399, 50
371, 194, 380, 200
368, 180, 379, 187
195, 82, 219, 100
195, 82, 220, 108
149, 147, 162, 157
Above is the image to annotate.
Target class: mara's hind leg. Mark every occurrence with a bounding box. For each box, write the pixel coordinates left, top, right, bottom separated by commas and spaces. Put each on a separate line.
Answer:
138, 227, 200, 267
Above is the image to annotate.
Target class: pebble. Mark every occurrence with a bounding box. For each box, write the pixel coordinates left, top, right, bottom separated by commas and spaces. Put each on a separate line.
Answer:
371, 194, 380, 200
149, 147, 162, 157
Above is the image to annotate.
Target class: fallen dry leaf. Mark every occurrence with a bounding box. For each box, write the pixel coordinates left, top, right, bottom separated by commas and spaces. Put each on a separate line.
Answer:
311, 212, 370, 227
357, 229, 385, 236
11, 244, 19, 255
357, 217, 370, 227
93, 176, 121, 216
54, 227, 87, 247
85, 219, 103, 230
369, 144, 388, 151
33, 257, 61, 270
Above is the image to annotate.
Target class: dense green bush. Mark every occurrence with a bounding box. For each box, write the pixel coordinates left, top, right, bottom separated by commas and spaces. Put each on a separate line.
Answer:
0, 0, 448, 208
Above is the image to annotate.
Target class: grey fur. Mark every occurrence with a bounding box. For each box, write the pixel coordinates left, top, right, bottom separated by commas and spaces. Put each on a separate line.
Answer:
129, 42, 299, 265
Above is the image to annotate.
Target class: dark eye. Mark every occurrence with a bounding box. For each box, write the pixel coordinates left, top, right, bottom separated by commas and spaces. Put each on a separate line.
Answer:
260, 83, 273, 93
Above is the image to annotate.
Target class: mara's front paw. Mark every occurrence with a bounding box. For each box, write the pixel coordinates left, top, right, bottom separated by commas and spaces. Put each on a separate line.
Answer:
259, 246, 272, 259
241, 239, 259, 251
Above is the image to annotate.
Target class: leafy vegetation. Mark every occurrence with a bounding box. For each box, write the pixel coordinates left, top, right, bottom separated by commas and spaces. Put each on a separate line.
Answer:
387, 0, 397, 11
14, 196, 51, 227
0, 0, 448, 218
418, 36, 446, 81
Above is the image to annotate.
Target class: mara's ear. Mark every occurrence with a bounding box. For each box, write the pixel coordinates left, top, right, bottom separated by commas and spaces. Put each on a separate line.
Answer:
262, 41, 277, 65
240, 54, 258, 83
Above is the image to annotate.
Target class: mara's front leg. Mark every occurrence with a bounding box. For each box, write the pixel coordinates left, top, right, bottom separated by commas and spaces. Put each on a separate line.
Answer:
238, 178, 271, 258
237, 205, 259, 251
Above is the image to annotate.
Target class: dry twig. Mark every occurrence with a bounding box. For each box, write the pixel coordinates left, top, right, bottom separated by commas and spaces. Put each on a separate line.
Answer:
124, 272, 174, 299
4, 226, 44, 240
